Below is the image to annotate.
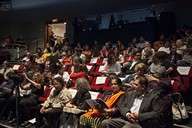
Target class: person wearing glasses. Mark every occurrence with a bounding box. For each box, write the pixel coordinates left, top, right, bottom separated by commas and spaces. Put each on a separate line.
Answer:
100, 76, 161, 128
122, 50, 142, 75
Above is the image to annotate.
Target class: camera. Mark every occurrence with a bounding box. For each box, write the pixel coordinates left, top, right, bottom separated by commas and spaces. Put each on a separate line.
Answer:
8, 73, 24, 84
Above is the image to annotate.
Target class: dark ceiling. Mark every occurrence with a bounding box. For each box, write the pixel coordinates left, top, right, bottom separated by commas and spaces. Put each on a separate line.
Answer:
0, 0, 176, 22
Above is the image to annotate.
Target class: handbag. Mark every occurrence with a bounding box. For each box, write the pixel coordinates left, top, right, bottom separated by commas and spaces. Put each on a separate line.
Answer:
169, 92, 189, 124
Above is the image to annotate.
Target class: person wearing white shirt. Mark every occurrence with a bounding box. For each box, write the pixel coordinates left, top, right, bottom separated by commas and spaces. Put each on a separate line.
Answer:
100, 76, 161, 128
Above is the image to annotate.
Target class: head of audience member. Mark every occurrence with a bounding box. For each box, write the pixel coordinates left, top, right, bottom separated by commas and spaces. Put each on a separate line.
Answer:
65, 50, 71, 57
143, 47, 153, 58
111, 77, 123, 94
73, 56, 82, 66
74, 47, 82, 56
36, 47, 42, 54
139, 36, 145, 43
83, 44, 90, 51
160, 34, 165, 40
132, 37, 137, 44
75, 78, 90, 94
152, 65, 167, 79
24, 60, 34, 71
159, 41, 165, 48
2, 60, 11, 69
176, 39, 184, 48
104, 41, 112, 50
152, 51, 168, 63
63, 44, 69, 51
33, 72, 43, 83
53, 76, 65, 92
164, 39, 171, 48
170, 44, 177, 54
134, 63, 148, 76
133, 76, 148, 96
144, 41, 152, 48
107, 54, 116, 65
133, 50, 141, 61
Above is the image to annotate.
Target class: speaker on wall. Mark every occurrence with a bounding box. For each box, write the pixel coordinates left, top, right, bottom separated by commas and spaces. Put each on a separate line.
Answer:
159, 11, 176, 36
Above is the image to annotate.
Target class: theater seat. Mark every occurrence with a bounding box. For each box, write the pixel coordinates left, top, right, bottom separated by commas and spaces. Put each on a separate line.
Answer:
90, 76, 110, 91
38, 86, 53, 103
90, 65, 105, 76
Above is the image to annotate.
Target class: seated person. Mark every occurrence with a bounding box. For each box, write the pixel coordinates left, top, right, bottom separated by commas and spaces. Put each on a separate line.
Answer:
79, 77, 126, 128
70, 57, 89, 85
62, 50, 73, 66
177, 38, 192, 66
122, 63, 147, 92
35, 76, 72, 128
121, 50, 142, 74
0, 60, 14, 83
60, 78, 91, 128
146, 66, 173, 128
100, 76, 161, 128
168, 45, 182, 65
2, 71, 43, 126
102, 54, 122, 76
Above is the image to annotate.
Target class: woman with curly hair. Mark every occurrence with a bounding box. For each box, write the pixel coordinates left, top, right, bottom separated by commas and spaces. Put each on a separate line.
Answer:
60, 78, 91, 128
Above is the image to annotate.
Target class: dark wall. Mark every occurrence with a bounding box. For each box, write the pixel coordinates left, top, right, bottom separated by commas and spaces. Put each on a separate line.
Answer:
74, 21, 157, 46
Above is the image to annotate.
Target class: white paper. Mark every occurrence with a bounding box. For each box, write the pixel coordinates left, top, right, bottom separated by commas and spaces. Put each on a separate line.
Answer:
89, 91, 99, 99
177, 66, 191, 75
13, 65, 21, 70
68, 89, 99, 99
96, 76, 106, 84
63, 71, 70, 82
28, 118, 36, 124
90, 58, 98, 64
86, 65, 92, 71
119, 77, 125, 81
102, 58, 108, 63
98, 66, 105, 72
68, 89, 77, 98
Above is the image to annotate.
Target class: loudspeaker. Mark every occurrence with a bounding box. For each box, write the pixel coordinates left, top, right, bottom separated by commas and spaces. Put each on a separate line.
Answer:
159, 11, 176, 36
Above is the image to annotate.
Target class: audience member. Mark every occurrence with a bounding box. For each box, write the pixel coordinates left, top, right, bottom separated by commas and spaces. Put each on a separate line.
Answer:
100, 76, 161, 128
100, 41, 114, 58
0, 60, 14, 81
122, 63, 148, 91
168, 44, 182, 65
102, 54, 122, 76
122, 50, 142, 74
176, 39, 187, 55
60, 78, 91, 128
158, 39, 171, 54
35, 76, 72, 128
136, 36, 146, 50
72, 47, 87, 64
79, 77, 126, 128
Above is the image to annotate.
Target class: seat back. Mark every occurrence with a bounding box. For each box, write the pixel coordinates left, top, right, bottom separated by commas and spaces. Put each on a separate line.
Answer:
38, 86, 53, 102
90, 76, 110, 91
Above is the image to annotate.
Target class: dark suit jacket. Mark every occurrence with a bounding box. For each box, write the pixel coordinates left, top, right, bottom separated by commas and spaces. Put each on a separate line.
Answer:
121, 60, 141, 74
120, 90, 160, 122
